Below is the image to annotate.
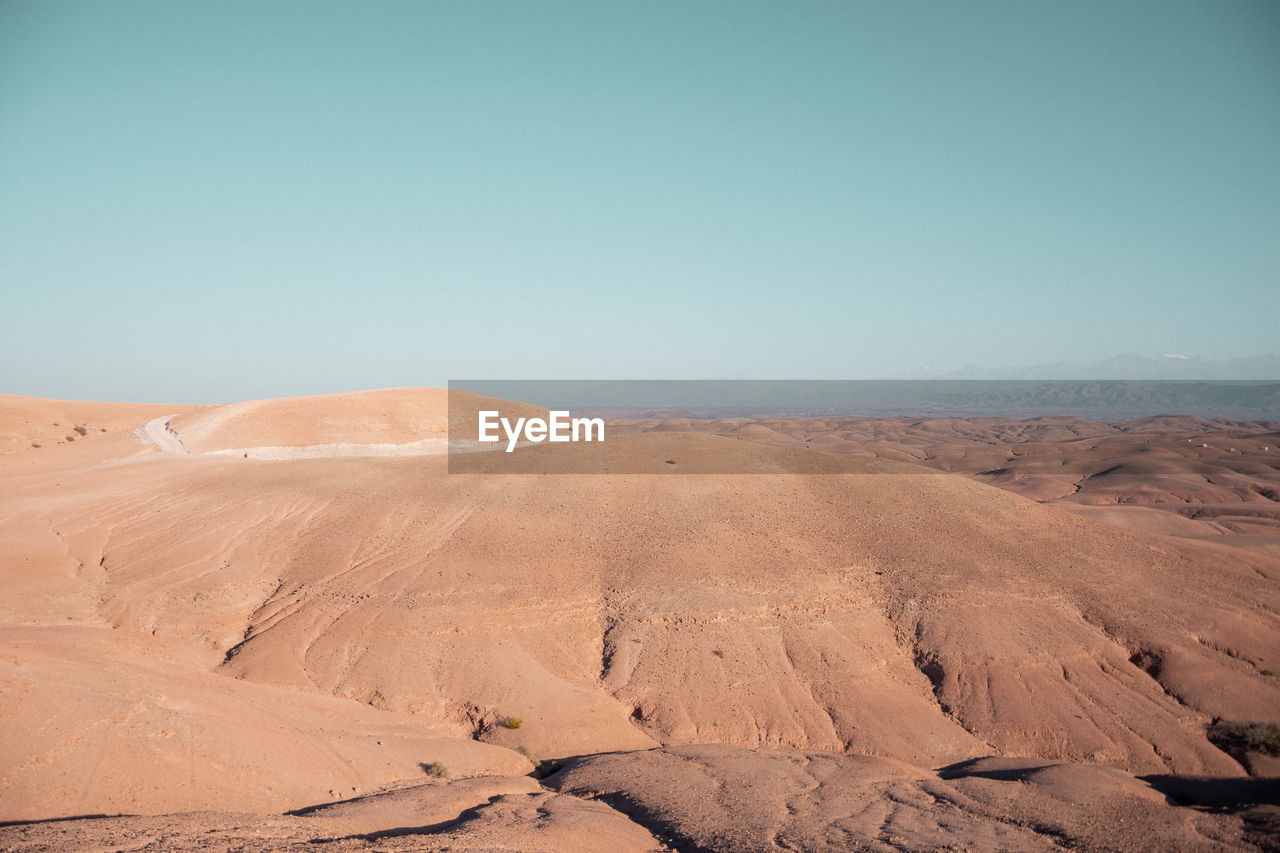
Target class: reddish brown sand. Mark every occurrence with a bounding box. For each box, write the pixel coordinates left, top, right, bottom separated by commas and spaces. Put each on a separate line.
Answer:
1, 391, 1278, 851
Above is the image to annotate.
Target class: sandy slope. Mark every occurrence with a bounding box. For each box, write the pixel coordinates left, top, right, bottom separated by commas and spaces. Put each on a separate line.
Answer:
614, 413, 1280, 555
0, 394, 199, 455
167, 388, 451, 453
551, 745, 1280, 852
3, 747, 1276, 851
0, 779, 662, 852
0, 626, 527, 819
2, 390, 1279, 850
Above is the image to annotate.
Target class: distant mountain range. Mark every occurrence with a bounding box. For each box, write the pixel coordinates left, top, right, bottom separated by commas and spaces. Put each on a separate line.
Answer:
910, 353, 1280, 380
456, 377, 1280, 422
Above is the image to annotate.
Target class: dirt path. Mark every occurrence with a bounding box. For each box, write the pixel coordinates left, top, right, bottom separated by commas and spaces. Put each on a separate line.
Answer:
138, 416, 189, 455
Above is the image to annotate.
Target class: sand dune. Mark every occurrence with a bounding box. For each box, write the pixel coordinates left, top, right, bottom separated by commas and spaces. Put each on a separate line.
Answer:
2, 390, 1278, 849
168, 388, 451, 453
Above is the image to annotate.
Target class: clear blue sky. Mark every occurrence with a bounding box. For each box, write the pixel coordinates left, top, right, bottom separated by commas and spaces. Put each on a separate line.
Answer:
2, 1, 1277, 402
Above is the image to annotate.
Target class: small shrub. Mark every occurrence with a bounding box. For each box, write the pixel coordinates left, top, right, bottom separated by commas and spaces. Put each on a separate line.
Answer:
64, 435, 75, 442
30, 442, 41, 449
712, 648, 725, 658
100, 428, 107, 433
73, 425, 87, 436
501, 716, 523, 730
535, 758, 563, 778
420, 761, 449, 778
514, 744, 560, 777
1209, 721, 1280, 758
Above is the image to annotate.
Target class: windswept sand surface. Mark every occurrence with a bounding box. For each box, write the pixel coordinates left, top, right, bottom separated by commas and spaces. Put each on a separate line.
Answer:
2, 390, 1279, 850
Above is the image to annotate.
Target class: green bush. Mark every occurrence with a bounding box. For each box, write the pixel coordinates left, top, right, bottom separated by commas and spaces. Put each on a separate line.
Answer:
421, 761, 450, 778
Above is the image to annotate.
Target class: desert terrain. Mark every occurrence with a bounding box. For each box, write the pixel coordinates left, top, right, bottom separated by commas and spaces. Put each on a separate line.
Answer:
2, 389, 1279, 851
608, 413, 1280, 556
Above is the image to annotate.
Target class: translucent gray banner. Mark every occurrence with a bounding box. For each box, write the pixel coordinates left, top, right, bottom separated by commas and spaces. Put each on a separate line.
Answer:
446, 380, 1280, 474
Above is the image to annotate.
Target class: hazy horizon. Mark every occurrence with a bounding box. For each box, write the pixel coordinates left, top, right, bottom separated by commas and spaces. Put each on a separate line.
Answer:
3, 1, 1278, 403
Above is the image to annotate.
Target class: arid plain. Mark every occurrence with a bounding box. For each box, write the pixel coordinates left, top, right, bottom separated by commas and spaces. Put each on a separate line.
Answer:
2, 389, 1279, 851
